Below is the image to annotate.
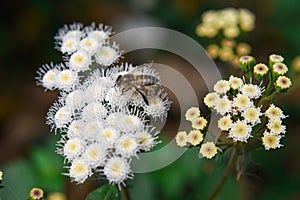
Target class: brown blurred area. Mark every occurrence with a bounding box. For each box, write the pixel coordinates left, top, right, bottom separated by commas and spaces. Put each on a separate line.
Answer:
1, 0, 300, 199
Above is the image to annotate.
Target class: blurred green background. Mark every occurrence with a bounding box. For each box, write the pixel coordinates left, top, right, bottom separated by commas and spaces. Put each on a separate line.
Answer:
0, 0, 300, 199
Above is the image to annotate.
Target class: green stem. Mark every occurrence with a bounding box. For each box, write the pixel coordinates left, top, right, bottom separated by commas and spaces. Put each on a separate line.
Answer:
258, 91, 279, 106
120, 184, 131, 200
208, 147, 239, 200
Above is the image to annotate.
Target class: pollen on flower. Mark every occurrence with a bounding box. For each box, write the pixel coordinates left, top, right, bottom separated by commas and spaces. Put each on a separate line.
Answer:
176, 131, 188, 147
199, 142, 217, 159
188, 130, 203, 146
185, 107, 201, 121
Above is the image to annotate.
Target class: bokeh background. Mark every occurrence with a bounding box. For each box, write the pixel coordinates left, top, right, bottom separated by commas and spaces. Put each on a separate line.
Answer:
1, 0, 300, 199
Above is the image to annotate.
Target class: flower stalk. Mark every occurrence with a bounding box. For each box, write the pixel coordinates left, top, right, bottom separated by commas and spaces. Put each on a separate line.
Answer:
208, 146, 239, 200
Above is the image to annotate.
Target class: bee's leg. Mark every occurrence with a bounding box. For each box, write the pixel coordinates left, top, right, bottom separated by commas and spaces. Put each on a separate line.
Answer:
135, 87, 149, 105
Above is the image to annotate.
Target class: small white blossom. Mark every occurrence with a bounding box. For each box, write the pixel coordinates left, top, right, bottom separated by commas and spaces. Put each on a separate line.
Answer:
103, 157, 132, 185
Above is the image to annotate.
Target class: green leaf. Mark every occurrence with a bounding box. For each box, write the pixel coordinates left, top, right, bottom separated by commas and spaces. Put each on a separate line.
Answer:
86, 184, 120, 200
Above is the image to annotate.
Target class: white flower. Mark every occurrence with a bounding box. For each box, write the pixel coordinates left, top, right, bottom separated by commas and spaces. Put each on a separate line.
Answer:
84, 121, 103, 141
56, 69, 77, 91
214, 80, 230, 94
115, 135, 139, 157
83, 143, 107, 168
229, 75, 243, 90
79, 37, 100, 55
67, 120, 84, 138
105, 88, 131, 108
54, 106, 73, 128
65, 89, 85, 109
262, 131, 282, 150
240, 84, 262, 99
176, 131, 188, 147
185, 107, 200, 121
234, 94, 252, 110
60, 38, 79, 54
229, 120, 252, 142
36, 63, 58, 90
145, 97, 169, 120
95, 45, 120, 66
63, 138, 85, 160
265, 104, 286, 120
267, 119, 286, 135
243, 107, 261, 125
55, 23, 83, 42
86, 23, 111, 42
69, 158, 91, 184
218, 115, 232, 131
99, 127, 120, 146
81, 102, 107, 121
135, 131, 157, 151
215, 96, 232, 115
103, 157, 132, 185
120, 114, 144, 133
204, 92, 220, 108
69, 51, 91, 72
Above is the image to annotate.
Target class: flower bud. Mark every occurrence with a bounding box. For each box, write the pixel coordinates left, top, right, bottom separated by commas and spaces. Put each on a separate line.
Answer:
239, 55, 256, 71
253, 63, 269, 80
275, 76, 292, 92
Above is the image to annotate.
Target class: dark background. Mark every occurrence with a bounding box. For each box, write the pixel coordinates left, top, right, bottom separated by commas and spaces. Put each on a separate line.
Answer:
0, 0, 300, 199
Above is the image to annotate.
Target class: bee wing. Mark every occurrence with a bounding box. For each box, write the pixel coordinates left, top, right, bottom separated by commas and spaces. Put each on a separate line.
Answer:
131, 62, 155, 75
142, 84, 165, 99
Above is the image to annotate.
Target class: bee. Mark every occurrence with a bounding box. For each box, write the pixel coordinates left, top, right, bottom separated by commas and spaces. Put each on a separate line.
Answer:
114, 64, 161, 105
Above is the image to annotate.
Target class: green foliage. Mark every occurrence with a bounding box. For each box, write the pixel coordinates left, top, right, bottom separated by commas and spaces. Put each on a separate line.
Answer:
86, 184, 120, 200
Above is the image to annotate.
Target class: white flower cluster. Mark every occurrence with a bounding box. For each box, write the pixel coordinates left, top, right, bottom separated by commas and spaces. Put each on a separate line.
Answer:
204, 76, 287, 148
36, 23, 170, 186
196, 7, 255, 38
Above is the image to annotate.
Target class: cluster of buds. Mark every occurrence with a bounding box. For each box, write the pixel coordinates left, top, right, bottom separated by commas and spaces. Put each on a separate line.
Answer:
196, 8, 255, 67
196, 7, 255, 38
36, 23, 170, 186
176, 54, 291, 158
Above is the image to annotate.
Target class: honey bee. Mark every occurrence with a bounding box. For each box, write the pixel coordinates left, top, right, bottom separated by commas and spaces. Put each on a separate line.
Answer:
114, 64, 161, 105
